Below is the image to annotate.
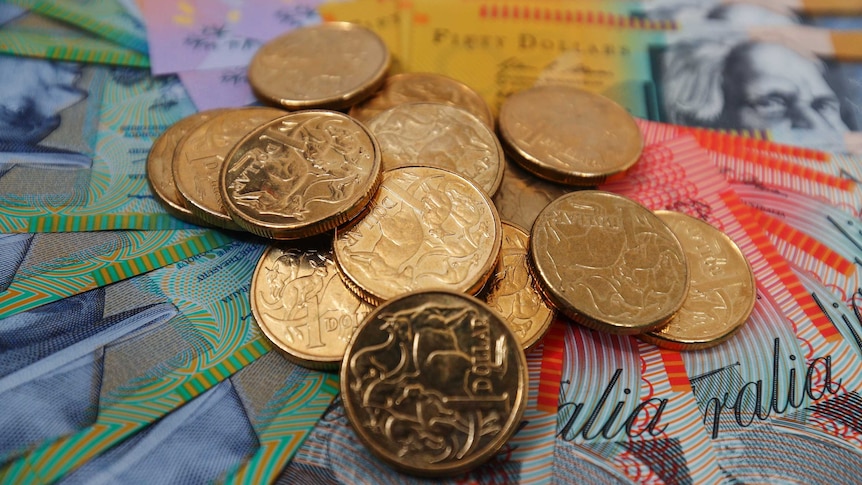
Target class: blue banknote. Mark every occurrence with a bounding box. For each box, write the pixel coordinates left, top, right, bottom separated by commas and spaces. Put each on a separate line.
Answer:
57, 351, 337, 484
0, 241, 273, 482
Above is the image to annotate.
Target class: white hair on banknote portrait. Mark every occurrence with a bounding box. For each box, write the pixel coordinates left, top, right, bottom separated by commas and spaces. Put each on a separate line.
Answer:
661, 37, 849, 134
661, 38, 737, 126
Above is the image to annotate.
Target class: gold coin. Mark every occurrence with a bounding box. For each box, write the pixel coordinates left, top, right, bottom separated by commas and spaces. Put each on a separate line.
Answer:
247, 22, 390, 111
334, 166, 502, 305
173, 107, 286, 230
349, 72, 494, 128
364, 102, 504, 196
492, 155, 575, 231
480, 222, 555, 350
220, 110, 382, 240
251, 237, 374, 369
641, 210, 756, 350
340, 289, 528, 477
146, 110, 227, 225
498, 85, 643, 186
530, 190, 689, 335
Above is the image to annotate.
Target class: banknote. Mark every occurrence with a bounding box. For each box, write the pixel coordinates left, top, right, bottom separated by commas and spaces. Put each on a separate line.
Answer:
718, 148, 862, 216
594, 132, 862, 478
606, 0, 862, 26
0, 10, 149, 67
730, 182, 862, 351
7, 0, 148, 53
281, 342, 563, 484
637, 121, 862, 217
0, 57, 205, 232
712, 135, 862, 194
176, 67, 257, 111
230, 0, 322, 41
0, 229, 233, 320
0, 241, 275, 483
54, 351, 337, 484
140, 0, 264, 75
404, 0, 862, 152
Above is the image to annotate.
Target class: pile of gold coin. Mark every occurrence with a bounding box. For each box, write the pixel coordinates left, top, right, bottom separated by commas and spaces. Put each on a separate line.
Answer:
146, 21, 757, 477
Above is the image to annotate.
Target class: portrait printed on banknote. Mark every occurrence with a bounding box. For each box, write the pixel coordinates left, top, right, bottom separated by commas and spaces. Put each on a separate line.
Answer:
637, 0, 800, 25
0, 54, 100, 205
652, 34, 860, 148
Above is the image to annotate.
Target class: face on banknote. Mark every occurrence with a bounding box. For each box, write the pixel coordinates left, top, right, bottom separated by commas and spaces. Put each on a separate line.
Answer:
0, 55, 206, 231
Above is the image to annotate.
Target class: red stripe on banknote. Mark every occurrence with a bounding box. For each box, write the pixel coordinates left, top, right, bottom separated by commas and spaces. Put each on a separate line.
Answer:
659, 348, 692, 393
686, 127, 829, 161
754, 211, 856, 277
716, 146, 852, 191
721, 191, 841, 341
538, 318, 567, 412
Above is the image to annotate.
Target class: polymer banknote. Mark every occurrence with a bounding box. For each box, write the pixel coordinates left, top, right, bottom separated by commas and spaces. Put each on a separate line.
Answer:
7, 0, 148, 53
144, 0, 321, 68
596, 131, 862, 480
55, 351, 337, 484
731, 183, 862, 357
140, 0, 264, 75
0, 241, 283, 483
176, 67, 257, 111
639, 121, 862, 343
402, 0, 862, 152
142, 0, 320, 108
495, 0, 862, 26
230, 0, 322, 40
171, 0, 321, 111
0, 9, 148, 66
0, 229, 232, 320
0, 57, 203, 232
637, 121, 862, 217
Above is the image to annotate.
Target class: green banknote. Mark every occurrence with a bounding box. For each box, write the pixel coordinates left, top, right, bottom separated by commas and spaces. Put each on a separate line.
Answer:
0, 58, 202, 232
0, 241, 330, 483
0, 10, 149, 66
7, 0, 148, 53
0, 229, 232, 320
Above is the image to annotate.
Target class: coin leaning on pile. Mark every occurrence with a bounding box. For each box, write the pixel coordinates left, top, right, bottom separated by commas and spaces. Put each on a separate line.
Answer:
146, 20, 756, 477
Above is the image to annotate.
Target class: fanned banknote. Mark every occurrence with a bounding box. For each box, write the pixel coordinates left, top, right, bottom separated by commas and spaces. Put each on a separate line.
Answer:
731, 183, 862, 356
54, 351, 337, 484
230, 0, 322, 40
0, 9, 148, 66
633, 121, 862, 217
520, 0, 862, 26
168, 1, 320, 110
6, 0, 148, 53
0, 57, 206, 232
0, 229, 232, 319
403, 0, 862, 152
0, 241, 274, 483
592, 131, 862, 479
176, 67, 258, 111
140, 0, 264, 75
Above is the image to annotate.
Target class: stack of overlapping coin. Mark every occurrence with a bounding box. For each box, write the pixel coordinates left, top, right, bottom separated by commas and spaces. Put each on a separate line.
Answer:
145, 20, 757, 477
495, 85, 756, 349
528, 191, 756, 348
